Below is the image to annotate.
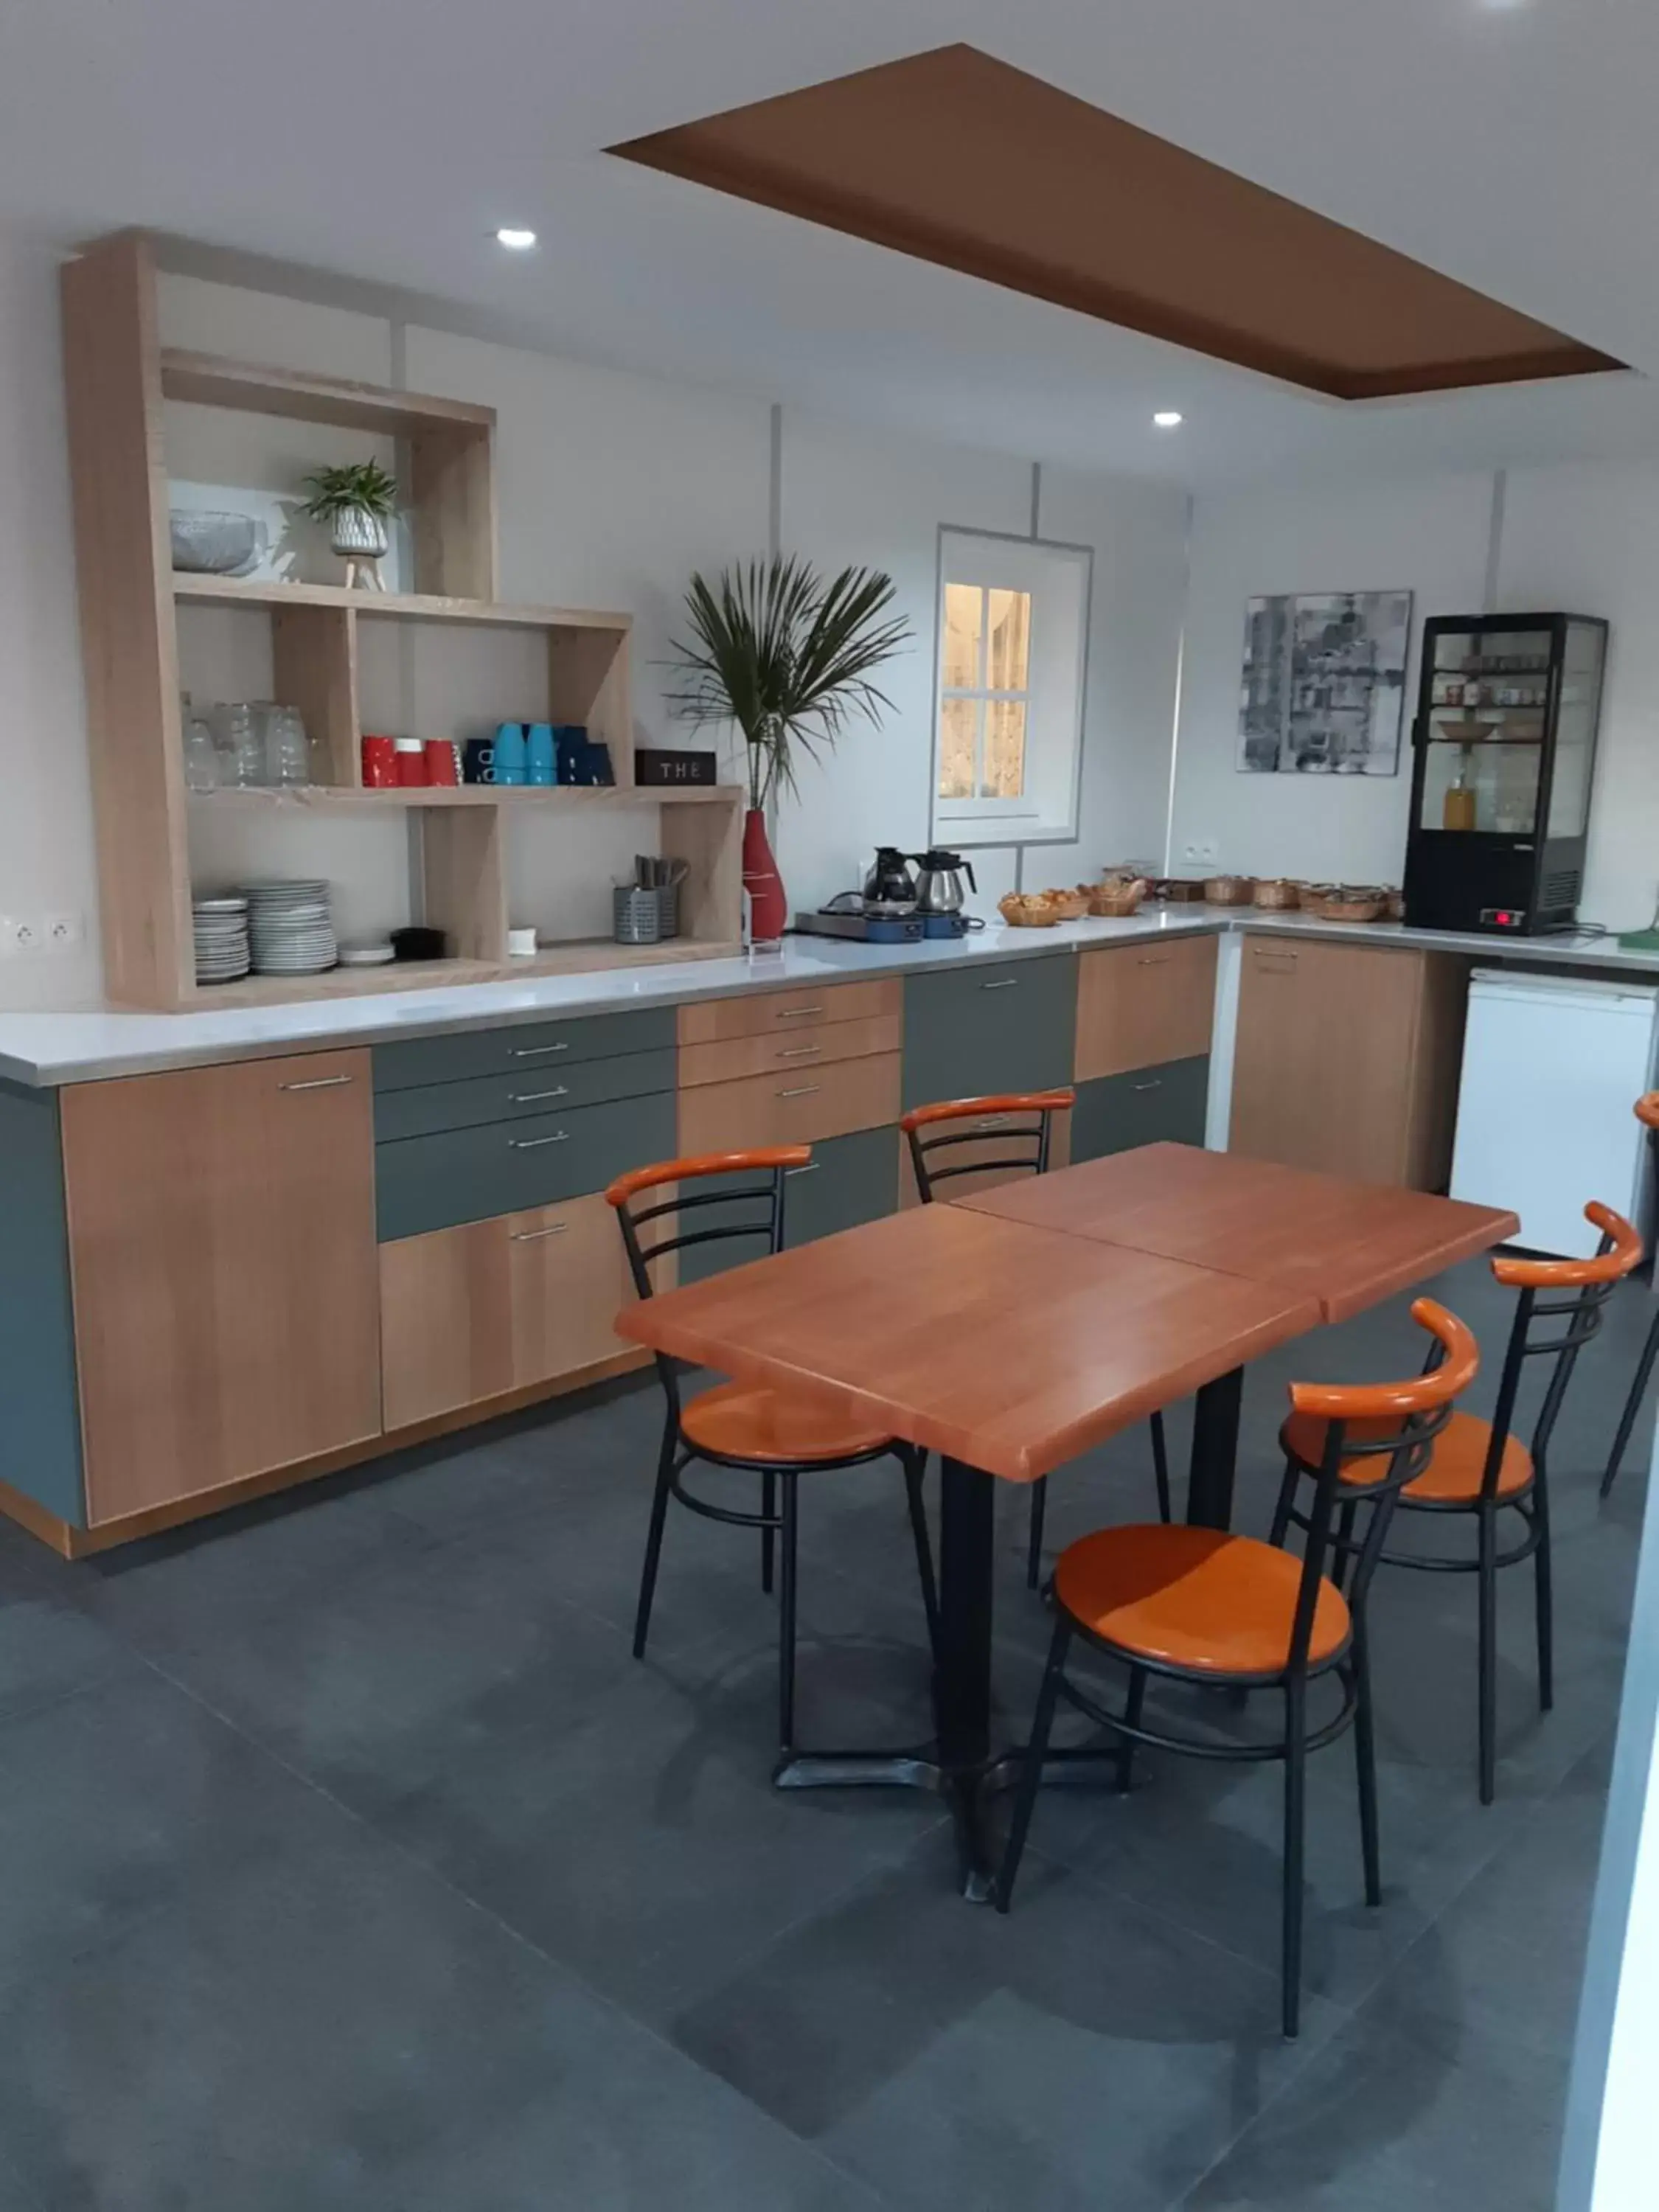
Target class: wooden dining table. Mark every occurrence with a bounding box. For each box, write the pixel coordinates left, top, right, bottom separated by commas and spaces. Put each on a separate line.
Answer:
615, 1144, 1517, 1896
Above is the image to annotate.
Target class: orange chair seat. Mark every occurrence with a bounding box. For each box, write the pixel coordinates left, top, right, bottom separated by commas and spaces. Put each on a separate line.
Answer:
1281, 1408, 1533, 1504
1053, 1524, 1351, 1677
681, 1380, 892, 1465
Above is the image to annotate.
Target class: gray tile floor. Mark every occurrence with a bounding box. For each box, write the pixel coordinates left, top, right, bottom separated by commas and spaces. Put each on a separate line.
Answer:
0, 1254, 1648, 2208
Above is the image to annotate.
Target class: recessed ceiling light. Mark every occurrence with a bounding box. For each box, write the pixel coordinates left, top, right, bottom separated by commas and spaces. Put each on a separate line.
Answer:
495, 227, 538, 251
1152, 410, 1183, 428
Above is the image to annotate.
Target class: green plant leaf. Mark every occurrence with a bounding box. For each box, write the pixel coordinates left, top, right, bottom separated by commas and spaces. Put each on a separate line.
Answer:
666, 554, 913, 811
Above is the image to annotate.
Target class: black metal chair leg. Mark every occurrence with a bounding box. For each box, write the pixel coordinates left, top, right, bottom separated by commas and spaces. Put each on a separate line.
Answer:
1534, 1486, 1554, 1715
1331, 1502, 1357, 1596
778, 1473, 799, 1751
997, 1615, 1071, 1912
1269, 1455, 1300, 1548
760, 1470, 776, 1596
1151, 1413, 1172, 1525
633, 1419, 678, 1660
1119, 1666, 1147, 1792
902, 1449, 941, 1658
1478, 1506, 1498, 1806
1282, 1677, 1308, 2041
1025, 1475, 1048, 1591
1353, 1633, 1381, 1908
1603, 1298, 1659, 1500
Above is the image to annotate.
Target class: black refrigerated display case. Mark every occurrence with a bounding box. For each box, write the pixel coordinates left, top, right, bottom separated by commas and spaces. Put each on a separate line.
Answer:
1402, 613, 1607, 935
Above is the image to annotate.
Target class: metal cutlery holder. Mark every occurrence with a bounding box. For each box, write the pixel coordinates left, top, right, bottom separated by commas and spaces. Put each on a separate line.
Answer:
613, 884, 681, 945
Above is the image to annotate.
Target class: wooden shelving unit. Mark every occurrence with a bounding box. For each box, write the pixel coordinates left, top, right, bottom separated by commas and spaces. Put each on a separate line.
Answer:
59, 229, 742, 1009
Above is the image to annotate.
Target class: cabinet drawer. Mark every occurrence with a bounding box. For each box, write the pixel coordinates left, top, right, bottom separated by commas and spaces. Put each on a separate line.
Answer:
372, 1006, 676, 1093
902, 954, 1077, 1111
375, 1087, 677, 1242
1075, 933, 1217, 1081
678, 978, 900, 1046
678, 1051, 900, 1154
678, 1012, 900, 1091
1071, 1057, 1211, 1165
380, 1195, 633, 1430
374, 1046, 675, 1141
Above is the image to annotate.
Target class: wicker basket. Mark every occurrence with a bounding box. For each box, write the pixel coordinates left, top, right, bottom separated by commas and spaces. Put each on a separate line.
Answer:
1203, 874, 1256, 907
1252, 878, 1301, 911
1039, 889, 1091, 922
998, 894, 1061, 928
1155, 877, 1208, 904
1086, 877, 1148, 918
1315, 886, 1387, 924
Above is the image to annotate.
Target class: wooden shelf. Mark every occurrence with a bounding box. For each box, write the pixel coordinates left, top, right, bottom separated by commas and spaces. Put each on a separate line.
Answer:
188, 784, 742, 811
174, 574, 630, 633
161, 348, 494, 437
192, 938, 743, 1006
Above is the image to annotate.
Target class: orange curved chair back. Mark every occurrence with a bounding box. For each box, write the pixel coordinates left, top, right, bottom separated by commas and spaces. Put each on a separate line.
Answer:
902, 1090, 1075, 1202
1290, 1298, 1478, 1427
1492, 1200, 1643, 1290
1636, 1092, 1659, 1134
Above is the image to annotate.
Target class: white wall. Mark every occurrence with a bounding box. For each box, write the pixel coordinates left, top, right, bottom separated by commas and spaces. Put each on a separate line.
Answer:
1168, 471, 1495, 892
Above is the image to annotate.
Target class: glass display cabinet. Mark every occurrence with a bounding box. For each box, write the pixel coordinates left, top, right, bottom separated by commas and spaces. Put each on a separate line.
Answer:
1402, 613, 1607, 934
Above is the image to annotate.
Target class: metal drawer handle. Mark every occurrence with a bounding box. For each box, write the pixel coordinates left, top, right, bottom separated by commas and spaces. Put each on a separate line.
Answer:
777, 1084, 822, 1099
511, 1222, 570, 1242
511, 1042, 570, 1058
1136, 956, 1171, 967
777, 1044, 823, 1060
509, 1131, 571, 1150
510, 1085, 570, 1104
975, 1114, 1012, 1129
784, 1162, 821, 1179
1256, 956, 1299, 972
981, 978, 1018, 991
280, 1074, 353, 1092
1133, 1080, 1163, 1093
775, 1004, 824, 1019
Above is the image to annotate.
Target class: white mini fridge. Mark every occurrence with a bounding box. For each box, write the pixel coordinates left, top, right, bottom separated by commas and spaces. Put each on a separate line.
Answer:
1450, 970, 1659, 1257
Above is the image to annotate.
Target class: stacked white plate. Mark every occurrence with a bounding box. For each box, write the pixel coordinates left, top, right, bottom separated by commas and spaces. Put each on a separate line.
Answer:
244, 880, 337, 976
192, 895, 251, 985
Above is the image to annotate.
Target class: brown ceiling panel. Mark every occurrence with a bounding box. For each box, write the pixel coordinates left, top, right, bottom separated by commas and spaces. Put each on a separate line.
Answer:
613, 44, 1622, 401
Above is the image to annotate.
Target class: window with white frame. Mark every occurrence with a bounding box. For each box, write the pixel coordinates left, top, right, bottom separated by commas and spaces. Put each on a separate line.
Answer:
932, 529, 1091, 846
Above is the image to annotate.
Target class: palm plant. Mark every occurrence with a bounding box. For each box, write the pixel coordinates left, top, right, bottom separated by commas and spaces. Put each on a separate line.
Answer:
668, 556, 912, 812
300, 459, 399, 525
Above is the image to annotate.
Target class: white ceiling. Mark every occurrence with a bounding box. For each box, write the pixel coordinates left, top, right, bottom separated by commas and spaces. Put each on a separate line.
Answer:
3, 0, 1656, 487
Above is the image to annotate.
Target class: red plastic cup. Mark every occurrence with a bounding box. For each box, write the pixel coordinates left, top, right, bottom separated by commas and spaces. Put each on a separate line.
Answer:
361, 733, 397, 788
395, 739, 428, 787
425, 739, 459, 787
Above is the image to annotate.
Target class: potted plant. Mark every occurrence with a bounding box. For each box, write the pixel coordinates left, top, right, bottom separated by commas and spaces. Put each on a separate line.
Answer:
669, 555, 911, 942
301, 459, 398, 590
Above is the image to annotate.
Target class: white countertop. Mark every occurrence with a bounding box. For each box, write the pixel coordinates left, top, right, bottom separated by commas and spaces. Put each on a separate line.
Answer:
2, 906, 1655, 1087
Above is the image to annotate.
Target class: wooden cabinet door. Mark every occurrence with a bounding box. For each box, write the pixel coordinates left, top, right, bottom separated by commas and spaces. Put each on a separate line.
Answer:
61, 1051, 380, 1523
1075, 935, 1217, 1081
1230, 938, 1426, 1184
506, 1194, 635, 1388
379, 1194, 635, 1427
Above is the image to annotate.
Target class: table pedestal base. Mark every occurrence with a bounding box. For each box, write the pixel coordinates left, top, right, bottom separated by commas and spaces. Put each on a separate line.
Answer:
773, 1745, 1025, 1899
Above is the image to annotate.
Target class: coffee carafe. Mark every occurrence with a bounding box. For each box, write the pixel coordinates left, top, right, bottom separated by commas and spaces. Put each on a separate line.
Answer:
911, 849, 977, 916
863, 846, 919, 912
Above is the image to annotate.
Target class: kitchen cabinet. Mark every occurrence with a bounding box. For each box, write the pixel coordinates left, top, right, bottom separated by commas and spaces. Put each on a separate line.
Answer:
379, 1193, 634, 1430
1074, 935, 1217, 1081
678, 1125, 900, 1283
59, 1051, 381, 1524
902, 953, 1077, 1110
1229, 935, 1468, 1188
1072, 1057, 1210, 1164
677, 1050, 900, 1155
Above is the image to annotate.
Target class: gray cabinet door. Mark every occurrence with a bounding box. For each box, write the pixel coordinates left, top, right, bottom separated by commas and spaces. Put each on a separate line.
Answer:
1071, 1056, 1210, 1164
677, 1125, 900, 1283
902, 956, 1078, 1112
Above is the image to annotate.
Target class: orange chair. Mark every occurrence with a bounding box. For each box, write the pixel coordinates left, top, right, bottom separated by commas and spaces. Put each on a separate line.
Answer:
607, 1147, 938, 1753
1276, 1202, 1643, 1804
998, 1299, 1478, 2041
903, 1090, 1172, 1588
1603, 1096, 1659, 1498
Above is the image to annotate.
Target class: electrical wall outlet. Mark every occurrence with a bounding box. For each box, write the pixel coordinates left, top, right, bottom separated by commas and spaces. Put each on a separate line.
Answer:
6, 916, 44, 954
1181, 839, 1219, 866
43, 912, 83, 950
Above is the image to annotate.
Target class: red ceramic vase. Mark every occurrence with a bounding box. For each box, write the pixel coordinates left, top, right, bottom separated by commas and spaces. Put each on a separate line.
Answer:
742, 807, 788, 945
